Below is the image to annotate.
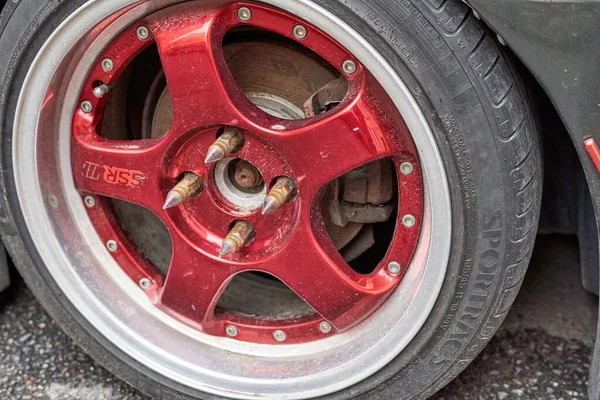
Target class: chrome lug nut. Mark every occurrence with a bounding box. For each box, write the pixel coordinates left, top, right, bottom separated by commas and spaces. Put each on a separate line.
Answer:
106, 240, 119, 252
400, 162, 414, 175
139, 278, 152, 290
273, 330, 287, 342
237, 6, 252, 21
225, 325, 239, 337
101, 58, 114, 72
293, 24, 307, 40
163, 172, 203, 209
342, 60, 357, 75
84, 196, 96, 208
262, 177, 296, 215
205, 127, 245, 164
219, 221, 255, 258
402, 214, 416, 228
387, 261, 401, 275
80, 101, 93, 113
136, 26, 150, 41
93, 84, 110, 98
319, 321, 332, 334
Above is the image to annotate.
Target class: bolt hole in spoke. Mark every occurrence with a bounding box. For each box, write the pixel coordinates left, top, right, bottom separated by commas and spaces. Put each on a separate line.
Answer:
72, 2, 423, 345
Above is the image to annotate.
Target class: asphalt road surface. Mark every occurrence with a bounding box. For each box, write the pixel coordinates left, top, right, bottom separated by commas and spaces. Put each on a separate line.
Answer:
0, 234, 598, 400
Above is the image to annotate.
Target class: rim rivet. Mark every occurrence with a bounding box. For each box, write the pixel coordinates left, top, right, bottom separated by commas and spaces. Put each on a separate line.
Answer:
402, 215, 417, 228
237, 6, 252, 21
84, 196, 96, 208
225, 325, 239, 337
273, 330, 287, 342
400, 162, 414, 175
205, 127, 245, 164
80, 101, 93, 113
106, 240, 119, 252
101, 58, 114, 72
136, 26, 150, 41
319, 321, 332, 334
342, 60, 357, 75
262, 177, 296, 215
139, 278, 152, 290
163, 172, 203, 209
93, 84, 110, 98
387, 261, 401, 275
219, 221, 255, 258
293, 24, 307, 40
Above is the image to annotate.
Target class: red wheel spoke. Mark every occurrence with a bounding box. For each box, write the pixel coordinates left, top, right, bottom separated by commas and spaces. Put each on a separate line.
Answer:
270, 76, 397, 198
148, 4, 251, 131
264, 214, 392, 331
72, 132, 165, 213
159, 234, 234, 326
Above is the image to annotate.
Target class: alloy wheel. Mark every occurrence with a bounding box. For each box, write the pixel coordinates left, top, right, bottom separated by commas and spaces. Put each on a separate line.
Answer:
13, 0, 451, 398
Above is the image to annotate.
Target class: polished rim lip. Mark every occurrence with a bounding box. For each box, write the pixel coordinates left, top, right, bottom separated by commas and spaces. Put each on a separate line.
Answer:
12, 1, 452, 399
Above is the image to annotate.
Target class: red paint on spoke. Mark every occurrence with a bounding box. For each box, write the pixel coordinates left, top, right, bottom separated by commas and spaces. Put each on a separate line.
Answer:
72, 121, 168, 214
71, 2, 425, 344
147, 3, 252, 130
158, 233, 236, 327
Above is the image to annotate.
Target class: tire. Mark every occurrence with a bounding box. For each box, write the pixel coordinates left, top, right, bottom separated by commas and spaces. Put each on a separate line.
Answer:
0, 0, 541, 399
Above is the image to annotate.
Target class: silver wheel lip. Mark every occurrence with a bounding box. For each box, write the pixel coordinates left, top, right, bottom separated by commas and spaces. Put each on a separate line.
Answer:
12, 1, 451, 399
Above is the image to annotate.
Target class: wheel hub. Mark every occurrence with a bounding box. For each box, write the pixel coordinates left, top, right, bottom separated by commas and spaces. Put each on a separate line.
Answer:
214, 158, 267, 211
232, 160, 264, 189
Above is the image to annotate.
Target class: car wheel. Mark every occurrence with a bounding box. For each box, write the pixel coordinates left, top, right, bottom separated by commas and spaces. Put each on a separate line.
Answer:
0, 0, 541, 399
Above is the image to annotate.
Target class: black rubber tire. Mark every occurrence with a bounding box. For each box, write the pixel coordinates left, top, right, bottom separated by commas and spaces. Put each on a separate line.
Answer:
0, 0, 541, 399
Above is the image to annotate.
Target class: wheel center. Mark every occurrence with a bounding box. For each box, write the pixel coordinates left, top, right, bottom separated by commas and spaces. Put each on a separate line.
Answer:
231, 159, 264, 190
213, 157, 267, 214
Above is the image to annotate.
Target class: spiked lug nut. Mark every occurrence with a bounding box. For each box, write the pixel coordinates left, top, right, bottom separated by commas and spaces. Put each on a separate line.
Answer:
205, 127, 245, 164
262, 177, 296, 215
219, 221, 255, 258
163, 172, 203, 209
